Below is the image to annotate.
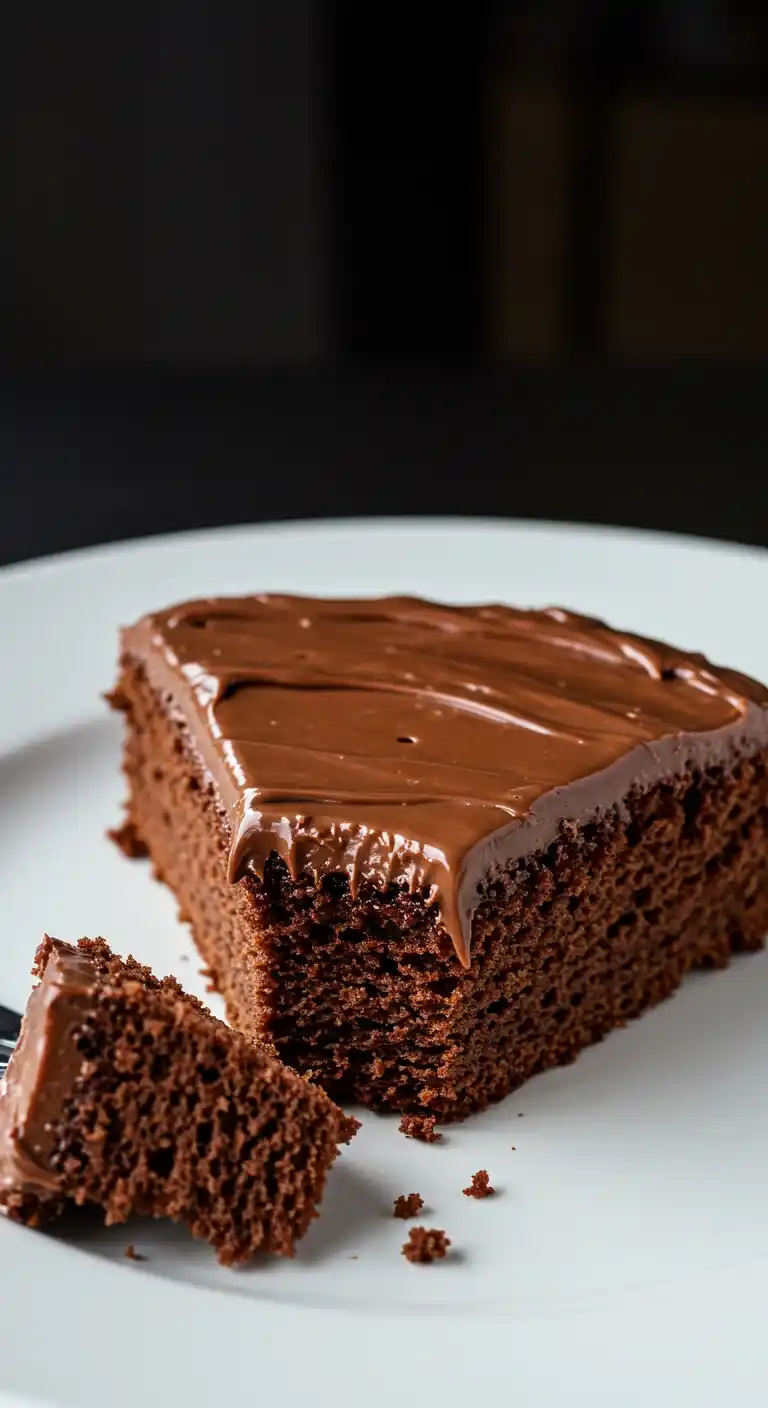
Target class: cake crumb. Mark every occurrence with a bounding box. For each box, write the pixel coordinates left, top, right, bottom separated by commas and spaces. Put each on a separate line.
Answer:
199, 966, 218, 992
108, 819, 148, 859
125, 1244, 146, 1261
398, 1114, 441, 1143
347, 1255, 359, 1260
339, 1114, 361, 1144
393, 1192, 424, 1219
463, 1169, 494, 1198
402, 1227, 451, 1264
510, 1146, 516, 1151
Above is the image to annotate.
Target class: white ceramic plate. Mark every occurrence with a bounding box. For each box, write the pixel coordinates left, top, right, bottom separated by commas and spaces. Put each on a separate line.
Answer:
0, 519, 767, 1408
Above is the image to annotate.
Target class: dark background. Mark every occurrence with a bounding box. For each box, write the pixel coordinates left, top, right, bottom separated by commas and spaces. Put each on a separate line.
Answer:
3, 1, 768, 567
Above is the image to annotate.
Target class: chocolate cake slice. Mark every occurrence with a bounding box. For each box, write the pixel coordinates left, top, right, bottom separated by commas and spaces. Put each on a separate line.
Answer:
110, 594, 768, 1119
0, 938, 357, 1263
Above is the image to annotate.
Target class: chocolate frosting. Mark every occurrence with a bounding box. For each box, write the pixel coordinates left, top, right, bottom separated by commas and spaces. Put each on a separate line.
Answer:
0, 943, 96, 1197
122, 595, 768, 966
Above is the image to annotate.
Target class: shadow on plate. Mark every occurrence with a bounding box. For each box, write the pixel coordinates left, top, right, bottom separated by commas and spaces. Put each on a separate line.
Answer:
48, 1155, 383, 1279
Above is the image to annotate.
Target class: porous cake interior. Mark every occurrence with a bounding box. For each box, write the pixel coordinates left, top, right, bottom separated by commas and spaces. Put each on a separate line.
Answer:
4, 939, 350, 1261
114, 663, 768, 1119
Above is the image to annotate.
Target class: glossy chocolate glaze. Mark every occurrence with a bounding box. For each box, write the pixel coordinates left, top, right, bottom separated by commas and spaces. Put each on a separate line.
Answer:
0, 942, 96, 1196
121, 595, 768, 966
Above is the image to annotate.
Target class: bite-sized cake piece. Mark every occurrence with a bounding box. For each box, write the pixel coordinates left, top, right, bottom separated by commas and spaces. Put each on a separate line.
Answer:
0, 938, 357, 1263
402, 1227, 451, 1263
399, 1115, 442, 1143
464, 1170, 494, 1198
393, 1192, 424, 1219
110, 594, 768, 1120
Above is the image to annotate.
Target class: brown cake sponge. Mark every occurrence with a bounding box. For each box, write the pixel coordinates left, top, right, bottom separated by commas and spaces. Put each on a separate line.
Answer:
0, 938, 357, 1264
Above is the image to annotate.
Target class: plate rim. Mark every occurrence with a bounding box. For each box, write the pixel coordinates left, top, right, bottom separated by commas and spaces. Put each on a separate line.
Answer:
0, 516, 766, 1407
1, 511, 766, 585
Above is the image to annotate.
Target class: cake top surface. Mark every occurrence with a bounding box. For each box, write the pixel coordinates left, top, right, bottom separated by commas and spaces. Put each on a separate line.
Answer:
123, 594, 768, 964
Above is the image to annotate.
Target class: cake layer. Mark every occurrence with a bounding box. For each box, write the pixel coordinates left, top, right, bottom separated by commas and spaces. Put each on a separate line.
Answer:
111, 596, 768, 1119
0, 938, 356, 1261
121, 595, 768, 966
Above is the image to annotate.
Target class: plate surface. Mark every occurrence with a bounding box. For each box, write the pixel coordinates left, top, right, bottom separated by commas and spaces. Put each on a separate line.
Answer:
0, 518, 767, 1408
